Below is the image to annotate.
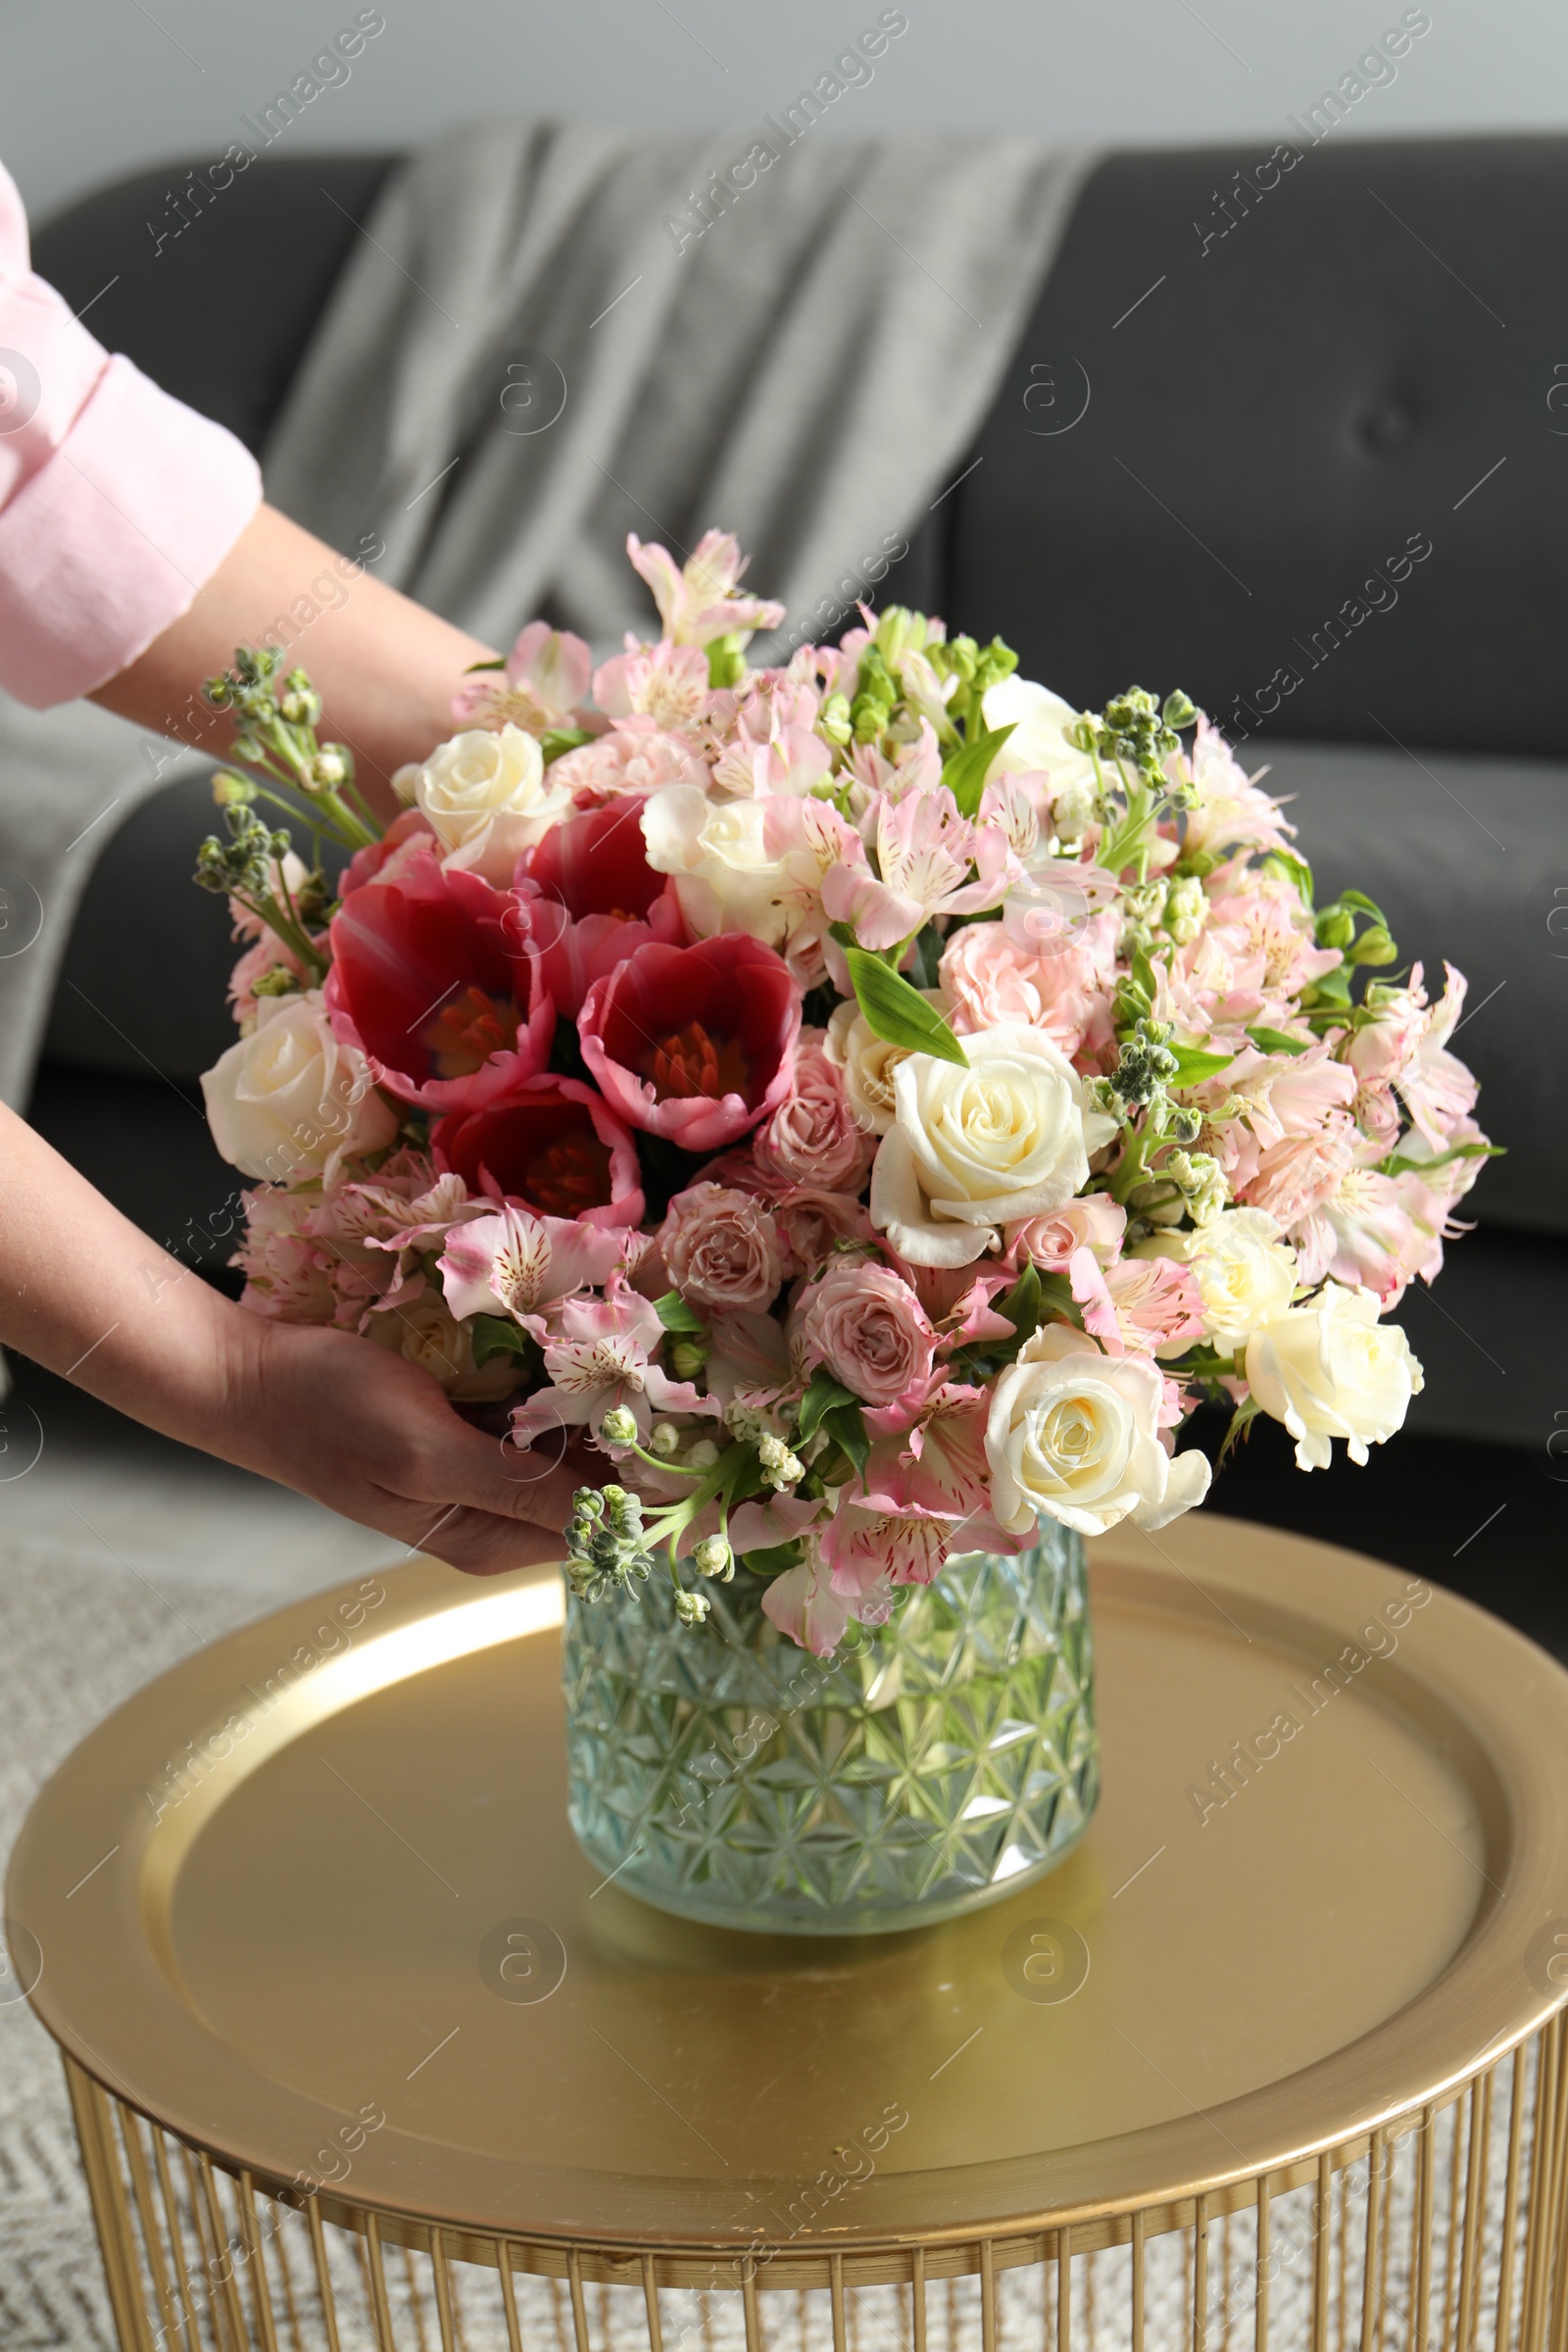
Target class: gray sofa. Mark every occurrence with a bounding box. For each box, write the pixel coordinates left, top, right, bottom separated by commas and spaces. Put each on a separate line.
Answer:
21, 137, 1568, 1524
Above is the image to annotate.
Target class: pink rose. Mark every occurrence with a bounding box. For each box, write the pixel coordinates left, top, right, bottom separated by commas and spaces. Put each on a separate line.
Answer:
1009, 1192, 1127, 1272
795, 1260, 937, 1411
547, 727, 710, 808
660, 1183, 786, 1313
579, 935, 802, 1153
940, 914, 1116, 1060
774, 1185, 875, 1272
751, 1029, 877, 1194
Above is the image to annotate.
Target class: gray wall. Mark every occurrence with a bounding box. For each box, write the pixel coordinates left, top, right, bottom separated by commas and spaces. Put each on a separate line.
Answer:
4, 0, 1565, 225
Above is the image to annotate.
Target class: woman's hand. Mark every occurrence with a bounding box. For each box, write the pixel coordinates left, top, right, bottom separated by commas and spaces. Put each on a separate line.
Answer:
0, 1102, 592, 1576
222, 1315, 598, 1576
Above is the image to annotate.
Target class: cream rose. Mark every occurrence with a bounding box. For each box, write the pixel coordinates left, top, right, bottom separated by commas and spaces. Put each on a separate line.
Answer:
1140, 1207, 1299, 1354
397, 724, 572, 883
202, 992, 398, 1184
869, 1024, 1118, 1268
986, 1325, 1211, 1538
640, 785, 793, 949
826, 993, 949, 1137
1244, 1283, 1423, 1470
981, 675, 1101, 797
366, 1295, 517, 1402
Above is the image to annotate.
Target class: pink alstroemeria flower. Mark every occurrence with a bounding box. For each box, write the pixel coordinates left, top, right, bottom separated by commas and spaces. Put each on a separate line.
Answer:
510, 1280, 718, 1449
451, 620, 595, 734
1068, 1247, 1208, 1359
592, 637, 711, 731
820, 787, 1017, 951
626, 530, 785, 648
438, 1205, 636, 1334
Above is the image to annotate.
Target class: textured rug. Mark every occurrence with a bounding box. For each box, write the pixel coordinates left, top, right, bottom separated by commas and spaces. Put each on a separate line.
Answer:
0, 1384, 390, 2350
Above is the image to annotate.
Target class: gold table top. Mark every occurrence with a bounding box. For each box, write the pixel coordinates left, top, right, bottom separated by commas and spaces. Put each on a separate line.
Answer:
11, 1514, 1568, 2256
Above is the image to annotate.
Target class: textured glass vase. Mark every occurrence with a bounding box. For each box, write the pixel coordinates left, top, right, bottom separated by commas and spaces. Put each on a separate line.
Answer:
561, 1522, 1097, 1936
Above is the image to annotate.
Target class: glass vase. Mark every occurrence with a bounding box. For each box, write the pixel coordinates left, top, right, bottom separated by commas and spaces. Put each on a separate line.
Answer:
561, 1522, 1097, 1936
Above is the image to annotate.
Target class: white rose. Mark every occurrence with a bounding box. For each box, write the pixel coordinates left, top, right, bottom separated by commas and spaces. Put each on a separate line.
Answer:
986, 1325, 1212, 1538
640, 784, 792, 948
825, 992, 949, 1137
202, 992, 398, 1183
869, 1024, 1118, 1268
367, 1295, 517, 1403
400, 724, 572, 884
982, 675, 1101, 798
1245, 1283, 1423, 1471
1140, 1207, 1299, 1354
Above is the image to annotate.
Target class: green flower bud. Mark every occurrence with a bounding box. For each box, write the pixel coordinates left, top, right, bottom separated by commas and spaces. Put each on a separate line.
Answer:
309, 749, 348, 790
1317, 907, 1356, 950
211, 770, 256, 808
1350, 924, 1396, 967
693, 1536, 732, 1580
649, 1422, 680, 1457
599, 1406, 639, 1447
684, 1439, 720, 1470
669, 1335, 710, 1381
673, 1589, 711, 1627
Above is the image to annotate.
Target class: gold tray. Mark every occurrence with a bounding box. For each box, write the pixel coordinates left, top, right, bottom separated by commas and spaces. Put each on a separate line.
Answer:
10, 1515, 1568, 2343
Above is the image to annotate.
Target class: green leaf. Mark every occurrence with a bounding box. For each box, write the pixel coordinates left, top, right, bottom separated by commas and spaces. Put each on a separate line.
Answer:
1217, 1394, 1263, 1466
821, 1401, 870, 1484
469, 1313, 528, 1368
541, 725, 596, 764
845, 948, 969, 1066
1337, 888, 1388, 923
740, 1541, 805, 1578
463, 657, 507, 672
941, 722, 1015, 818
797, 1366, 858, 1445
1167, 1044, 1234, 1089
996, 1258, 1044, 1343
654, 1291, 706, 1334
1245, 1025, 1311, 1057
1262, 849, 1315, 910
1377, 1140, 1505, 1179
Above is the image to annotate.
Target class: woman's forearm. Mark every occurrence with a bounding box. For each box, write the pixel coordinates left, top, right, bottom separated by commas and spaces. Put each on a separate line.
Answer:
88, 503, 496, 817
0, 1100, 240, 1449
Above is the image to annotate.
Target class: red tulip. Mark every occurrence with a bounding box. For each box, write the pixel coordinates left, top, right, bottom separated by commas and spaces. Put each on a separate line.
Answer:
579, 934, 802, 1152
512, 798, 685, 1017
431, 1076, 645, 1227
326, 850, 553, 1113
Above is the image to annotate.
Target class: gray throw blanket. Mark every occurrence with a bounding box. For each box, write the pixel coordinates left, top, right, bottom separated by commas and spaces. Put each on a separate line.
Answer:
0, 119, 1089, 1105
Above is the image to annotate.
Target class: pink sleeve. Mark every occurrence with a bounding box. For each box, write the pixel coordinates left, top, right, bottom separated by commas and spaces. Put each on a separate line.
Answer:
0, 161, 262, 709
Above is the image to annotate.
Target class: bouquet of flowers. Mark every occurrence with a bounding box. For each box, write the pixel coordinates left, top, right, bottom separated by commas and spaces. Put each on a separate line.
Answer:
195, 531, 1491, 1654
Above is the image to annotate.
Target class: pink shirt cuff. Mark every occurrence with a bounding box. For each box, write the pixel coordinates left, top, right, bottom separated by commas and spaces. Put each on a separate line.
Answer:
0, 351, 261, 708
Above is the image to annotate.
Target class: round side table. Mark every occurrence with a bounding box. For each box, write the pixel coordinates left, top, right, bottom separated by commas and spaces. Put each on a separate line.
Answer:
8, 1515, 1568, 2352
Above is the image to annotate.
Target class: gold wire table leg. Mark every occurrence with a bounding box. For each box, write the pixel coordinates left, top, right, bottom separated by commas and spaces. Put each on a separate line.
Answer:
196, 2154, 251, 2352
119, 2104, 182, 2352
1362, 2132, 1388, 2352
1444, 2099, 1469, 2352
980, 2237, 997, 2352
911, 2244, 927, 2352
430, 2230, 459, 2352
238, 2173, 282, 2352
1314, 2153, 1333, 2352
304, 2197, 343, 2352
64, 2060, 157, 2352
567, 2246, 592, 2352
1195, 2200, 1209, 2352
1456, 2082, 1488, 2352
365, 2208, 399, 2352
739, 2257, 760, 2352
1415, 2109, 1439, 2352
1058, 2225, 1072, 2352
830, 2251, 848, 2352
151, 2125, 201, 2352
1497, 2049, 1529, 2352
1254, 2178, 1270, 2352
494, 2241, 523, 2352
1132, 2206, 1147, 2352
180, 2141, 228, 2352
1544, 2032, 1568, 2352
1524, 2023, 1565, 2352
